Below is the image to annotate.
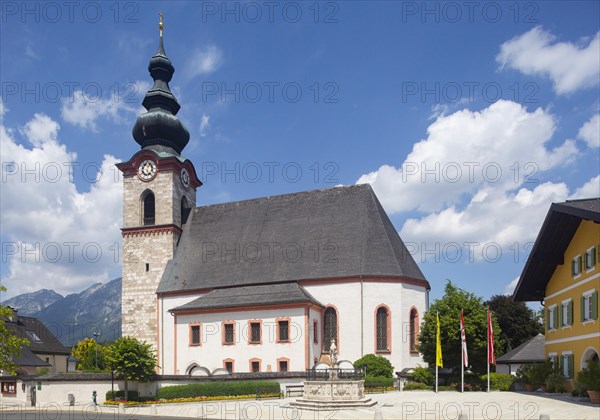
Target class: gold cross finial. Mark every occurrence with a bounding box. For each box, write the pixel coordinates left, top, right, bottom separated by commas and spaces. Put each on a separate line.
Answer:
159, 12, 164, 37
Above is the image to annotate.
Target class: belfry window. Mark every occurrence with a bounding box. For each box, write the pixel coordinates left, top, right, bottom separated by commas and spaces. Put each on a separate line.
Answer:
409, 308, 419, 352
323, 307, 338, 351
142, 191, 155, 225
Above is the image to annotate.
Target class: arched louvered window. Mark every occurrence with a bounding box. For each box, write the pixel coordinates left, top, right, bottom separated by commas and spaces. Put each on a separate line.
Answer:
142, 191, 155, 226
323, 307, 338, 352
410, 308, 419, 352
181, 196, 190, 225
376, 306, 390, 352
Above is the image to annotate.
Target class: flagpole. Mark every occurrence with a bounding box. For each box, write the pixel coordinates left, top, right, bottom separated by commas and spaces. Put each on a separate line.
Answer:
436, 311, 439, 394
461, 310, 464, 393
487, 308, 490, 393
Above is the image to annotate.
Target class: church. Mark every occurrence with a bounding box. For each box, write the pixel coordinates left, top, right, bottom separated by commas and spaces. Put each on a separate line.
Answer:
117, 21, 430, 376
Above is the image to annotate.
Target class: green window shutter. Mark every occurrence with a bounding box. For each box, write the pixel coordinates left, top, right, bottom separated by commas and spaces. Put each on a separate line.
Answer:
568, 301, 573, 325
554, 308, 559, 329
593, 247, 597, 266
571, 259, 576, 276
581, 295, 585, 322
546, 309, 551, 330
592, 291, 598, 320
568, 354, 574, 379
559, 305, 563, 327
579, 256, 583, 274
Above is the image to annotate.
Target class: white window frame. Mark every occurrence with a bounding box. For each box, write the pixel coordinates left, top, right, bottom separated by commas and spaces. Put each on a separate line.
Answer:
561, 299, 572, 328
585, 247, 596, 272
582, 289, 595, 322
548, 305, 557, 330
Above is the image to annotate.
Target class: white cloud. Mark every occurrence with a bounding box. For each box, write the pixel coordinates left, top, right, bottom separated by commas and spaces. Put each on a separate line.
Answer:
578, 114, 600, 149
503, 276, 520, 295
185, 45, 223, 79
570, 175, 600, 199
497, 27, 600, 95
357, 100, 577, 214
0, 110, 122, 298
199, 114, 210, 137
61, 90, 136, 132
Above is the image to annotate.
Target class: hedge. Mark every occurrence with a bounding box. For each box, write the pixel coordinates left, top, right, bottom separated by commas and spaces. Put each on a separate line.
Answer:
403, 382, 431, 391
364, 376, 394, 388
480, 373, 515, 391
156, 381, 280, 399
105, 390, 139, 401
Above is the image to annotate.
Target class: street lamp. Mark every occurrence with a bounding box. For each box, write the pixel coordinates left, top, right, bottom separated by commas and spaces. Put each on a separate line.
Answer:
92, 331, 101, 369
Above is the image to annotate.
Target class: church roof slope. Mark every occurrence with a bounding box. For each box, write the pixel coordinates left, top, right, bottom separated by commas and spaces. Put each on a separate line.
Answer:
158, 184, 426, 293
169, 283, 324, 312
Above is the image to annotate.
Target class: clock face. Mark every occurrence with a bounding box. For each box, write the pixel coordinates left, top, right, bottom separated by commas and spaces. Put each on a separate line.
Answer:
181, 168, 190, 188
138, 160, 157, 181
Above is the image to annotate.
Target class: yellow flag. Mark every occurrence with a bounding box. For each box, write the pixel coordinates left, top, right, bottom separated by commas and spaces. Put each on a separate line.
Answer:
436, 312, 443, 367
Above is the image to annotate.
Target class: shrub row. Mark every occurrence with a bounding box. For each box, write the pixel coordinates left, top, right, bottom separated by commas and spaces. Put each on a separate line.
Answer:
480, 373, 515, 391
156, 381, 280, 400
364, 376, 394, 388
105, 390, 139, 401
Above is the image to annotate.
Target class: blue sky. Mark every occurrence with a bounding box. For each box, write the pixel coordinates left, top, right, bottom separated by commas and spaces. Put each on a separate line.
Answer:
1, 1, 599, 302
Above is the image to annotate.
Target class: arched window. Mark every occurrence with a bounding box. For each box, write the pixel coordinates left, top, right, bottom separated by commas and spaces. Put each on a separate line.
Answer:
142, 191, 155, 225
376, 306, 390, 352
323, 307, 338, 352
410, 308, 419, 352
181, 196, 190, 225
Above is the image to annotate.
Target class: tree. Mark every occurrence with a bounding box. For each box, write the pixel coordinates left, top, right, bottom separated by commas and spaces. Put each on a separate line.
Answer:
419, 281, 505, 374
354, 354, 393, 378
0, 285, 30, 375
106, 336, 157, 401
485, 294, 544, 354
71, 337, 108, 371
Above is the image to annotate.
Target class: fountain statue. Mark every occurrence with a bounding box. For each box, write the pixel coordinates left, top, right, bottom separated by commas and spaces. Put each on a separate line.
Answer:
290, 339, 376, 410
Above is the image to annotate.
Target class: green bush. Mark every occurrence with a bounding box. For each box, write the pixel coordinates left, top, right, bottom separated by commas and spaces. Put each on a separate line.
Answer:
105, 390, 140, 401
155, 381, 280, 400
479, 373, 514, 391
412, 365, 433, 385
545, 372, 566, 393
364, 376, 394, 388
530, 360, 554, 386
576, 360, 600, 392
353, 354, 393, 378
403, 382, 431, 391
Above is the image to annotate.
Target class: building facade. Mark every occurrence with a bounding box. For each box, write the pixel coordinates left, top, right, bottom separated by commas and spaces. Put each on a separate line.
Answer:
513, 199, 600, 387
119, 27, 429, 375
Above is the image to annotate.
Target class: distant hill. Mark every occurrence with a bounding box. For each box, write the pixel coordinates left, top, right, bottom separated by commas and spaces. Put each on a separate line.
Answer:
3, 278, 122, 347
4, 289, 63, 315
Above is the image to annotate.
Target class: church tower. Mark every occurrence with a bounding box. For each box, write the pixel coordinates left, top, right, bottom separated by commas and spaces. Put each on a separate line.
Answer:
116, 15, 201, 350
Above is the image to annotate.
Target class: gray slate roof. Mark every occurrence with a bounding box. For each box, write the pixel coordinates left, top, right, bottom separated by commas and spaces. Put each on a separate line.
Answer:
6, 315, 71, 355
171, 283, 323, 312
158, 184, 426, 293
496, 334, 545, 364
14, 347, 50, 367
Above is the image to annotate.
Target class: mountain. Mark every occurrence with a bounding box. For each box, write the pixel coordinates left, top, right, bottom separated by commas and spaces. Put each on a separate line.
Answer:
3, 289, 63, 315
4, 278, 122, 347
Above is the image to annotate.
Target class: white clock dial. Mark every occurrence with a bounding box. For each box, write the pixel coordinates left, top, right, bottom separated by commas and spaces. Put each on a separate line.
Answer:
138, 160, 157, 181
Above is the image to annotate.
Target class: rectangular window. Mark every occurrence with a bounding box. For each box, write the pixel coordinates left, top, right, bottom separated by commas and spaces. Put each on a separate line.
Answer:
313, 320, 318, 344
561, 300, 572, 327
278, 320, 289, 342
585, 247, 596, 270
581, 291, 598, 322
225, 361, 233, 373
562, 353, 573, 379
224, 323, 235, 345
547, 305, 557, 330
279, 360, 288, 372
251, 361, 260, 373
1, 382, 17, 394
190, 325, 201, 346
250, 322, 261, 344
572, 255, 582, 277
549, 354, 558, 370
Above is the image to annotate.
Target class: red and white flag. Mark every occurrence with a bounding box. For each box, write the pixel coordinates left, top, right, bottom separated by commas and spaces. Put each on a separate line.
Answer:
460, 310, 468, 367
487, 308, 496, 365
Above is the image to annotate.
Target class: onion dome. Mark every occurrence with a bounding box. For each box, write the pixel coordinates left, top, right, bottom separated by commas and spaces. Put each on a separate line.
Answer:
132, 14, 190, 155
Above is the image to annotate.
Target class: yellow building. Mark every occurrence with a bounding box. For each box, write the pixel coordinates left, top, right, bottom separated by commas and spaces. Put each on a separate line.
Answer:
513, 198, 599, 387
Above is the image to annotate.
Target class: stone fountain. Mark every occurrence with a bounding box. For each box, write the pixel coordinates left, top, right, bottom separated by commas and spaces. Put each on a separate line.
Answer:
290, 340, 376, 410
